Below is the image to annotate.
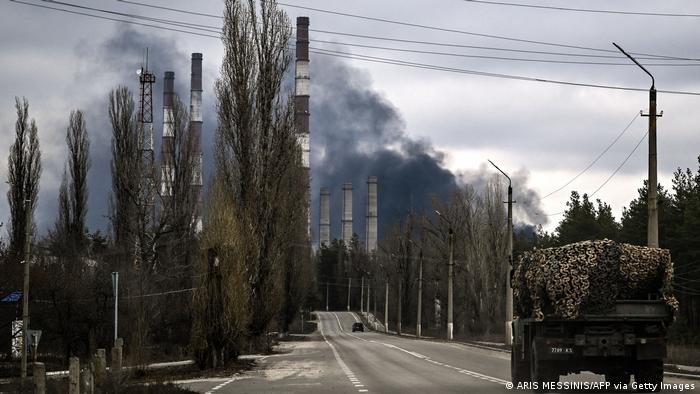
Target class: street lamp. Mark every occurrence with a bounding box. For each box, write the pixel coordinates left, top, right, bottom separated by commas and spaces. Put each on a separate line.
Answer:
488, 159, 514, 347
434, 210, 454, 341
409, 237, 424, 338
613, 43, 661, 248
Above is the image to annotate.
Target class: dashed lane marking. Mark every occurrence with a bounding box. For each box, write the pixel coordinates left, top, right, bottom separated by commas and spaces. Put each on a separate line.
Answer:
333, 311, 510, 387
320, 312, 370, 393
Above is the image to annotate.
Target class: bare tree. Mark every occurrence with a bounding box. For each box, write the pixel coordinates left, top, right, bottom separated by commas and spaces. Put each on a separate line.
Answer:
108, 87, 141, 251
7, 97, 41, 270
66, 110, 90, 252
213, 0, 306, 348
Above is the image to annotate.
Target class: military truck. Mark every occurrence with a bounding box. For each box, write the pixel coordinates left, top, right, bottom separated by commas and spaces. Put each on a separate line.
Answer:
510, 240, 676, 393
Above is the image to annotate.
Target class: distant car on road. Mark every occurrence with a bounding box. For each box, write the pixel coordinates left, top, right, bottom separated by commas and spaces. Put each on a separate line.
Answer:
352, 322, 364, 332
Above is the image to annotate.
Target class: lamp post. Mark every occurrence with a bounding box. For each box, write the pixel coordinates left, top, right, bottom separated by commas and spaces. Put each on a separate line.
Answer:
488, 159, 514, 347
409, 238, 424, 338
434, 210, 454, 341
613, 43, 661, 248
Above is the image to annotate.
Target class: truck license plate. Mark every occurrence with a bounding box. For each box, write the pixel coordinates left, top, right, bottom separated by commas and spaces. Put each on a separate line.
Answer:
550, 347, 573, 354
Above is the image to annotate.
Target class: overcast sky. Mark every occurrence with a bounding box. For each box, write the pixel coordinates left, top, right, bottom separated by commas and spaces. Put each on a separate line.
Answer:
1, 0, 699, 240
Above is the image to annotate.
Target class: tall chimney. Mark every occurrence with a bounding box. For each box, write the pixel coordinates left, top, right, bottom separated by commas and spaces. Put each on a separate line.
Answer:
366, 176, 378, 253
160, 71, 175, 199
295, 16, 311, 236
190, 53, 203, 233
320, 187, 330, 247
342, 182, 353, 246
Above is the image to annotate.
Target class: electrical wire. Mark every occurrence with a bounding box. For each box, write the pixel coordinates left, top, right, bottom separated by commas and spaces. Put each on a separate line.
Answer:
14, 0, 700, 97
116, 0, 700, 62
308, 38, 700, 67
589, 131, 648, 197
40, 0, 222, 31
9, 0, 220, 38
538, 128, 648, 217
308, 47, 700, 96
540, 113, 640, 200
459, 0, 700, 18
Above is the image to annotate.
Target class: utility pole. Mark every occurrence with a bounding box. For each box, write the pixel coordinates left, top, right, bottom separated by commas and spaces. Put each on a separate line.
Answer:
20, 199, 31, 384
613, 43, 662, 248
325, 282, 329, 312
447, 227, 454, 341
360, 276, 364, 313
384, 279, 389, 333
435, 210, 454, 341
397, 277, 402, 335
112, 272, 119, 346
366, 278, 370, 317
417, 245, 423, 338
347, 278, 351, 311
489, 159, 514, 347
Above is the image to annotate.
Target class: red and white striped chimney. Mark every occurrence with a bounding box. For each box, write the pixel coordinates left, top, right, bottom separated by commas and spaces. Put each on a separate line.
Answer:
190, 53, 203, 233
295, 17, 311, 236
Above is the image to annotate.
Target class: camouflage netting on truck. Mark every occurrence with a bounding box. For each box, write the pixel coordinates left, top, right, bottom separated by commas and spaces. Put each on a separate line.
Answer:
512, 239, 678, 320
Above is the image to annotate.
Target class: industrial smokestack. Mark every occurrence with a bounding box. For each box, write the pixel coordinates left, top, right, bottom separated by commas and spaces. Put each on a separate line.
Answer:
342, 182, 353, 246
320, 187, 330, 247
295, 16, 311, 236
190, 53, 203, 233
366, 176, 378, 253
160, 71, 175, 199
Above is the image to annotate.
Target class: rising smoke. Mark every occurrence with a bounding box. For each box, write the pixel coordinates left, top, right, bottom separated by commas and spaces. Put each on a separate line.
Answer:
309, 56, 547, 245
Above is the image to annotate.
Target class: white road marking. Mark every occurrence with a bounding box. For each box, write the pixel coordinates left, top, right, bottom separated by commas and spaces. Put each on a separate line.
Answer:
203, 376, 241, 393
320, 312, 370, 393
333, 312, 509, 387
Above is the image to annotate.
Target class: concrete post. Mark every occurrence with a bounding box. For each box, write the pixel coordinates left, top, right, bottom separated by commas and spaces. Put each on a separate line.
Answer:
69, 356, 80, 394
95, 349, 106, 384
111, 345, 122, 375
33, 362, 46, 394
447, 229, 454, 341
417, 248, 423, 338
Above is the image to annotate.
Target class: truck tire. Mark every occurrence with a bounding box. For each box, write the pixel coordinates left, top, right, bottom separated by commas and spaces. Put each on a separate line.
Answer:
530, 342, 556, 393
635, 360, 663, 393
511, 344, 531, 386
605, 371, 630, 385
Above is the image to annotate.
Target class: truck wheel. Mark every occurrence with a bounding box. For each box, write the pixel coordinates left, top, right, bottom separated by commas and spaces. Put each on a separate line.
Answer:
635, 360, 662, 392
605, 371, 630, 385
530, 342, 556, 393
511, 344, 531, 386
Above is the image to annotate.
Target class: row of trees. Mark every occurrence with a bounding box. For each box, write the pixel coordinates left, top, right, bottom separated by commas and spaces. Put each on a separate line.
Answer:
316, 164, 700, 341
0, 0, 314, 370
317, 179, 509, 340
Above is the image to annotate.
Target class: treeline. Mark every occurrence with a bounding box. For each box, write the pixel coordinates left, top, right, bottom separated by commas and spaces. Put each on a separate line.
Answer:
317, 163, 700, 342
515, 166, 700, 337
317, 180, 509, 340
0, 0, 313, 371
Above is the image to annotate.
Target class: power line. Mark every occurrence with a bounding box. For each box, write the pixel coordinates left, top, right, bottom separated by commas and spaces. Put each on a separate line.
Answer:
540, 113, 640, 200
9, 0, 220, 38
308, 47, 700, 96
116, 0, 700, 62
273, 1, 697, 61
539, 127, 648, 217
459, 0, 700, 18
12, 0, 700, 96
309, 38, 700, 67
41, 0, 222, 31
589, 131, 648, 197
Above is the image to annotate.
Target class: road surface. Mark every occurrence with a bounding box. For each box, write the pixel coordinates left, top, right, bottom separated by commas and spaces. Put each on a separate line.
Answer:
181, 311, 698, 393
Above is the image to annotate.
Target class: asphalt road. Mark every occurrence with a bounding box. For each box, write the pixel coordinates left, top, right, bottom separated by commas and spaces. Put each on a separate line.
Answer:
181, 311, 698, 393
